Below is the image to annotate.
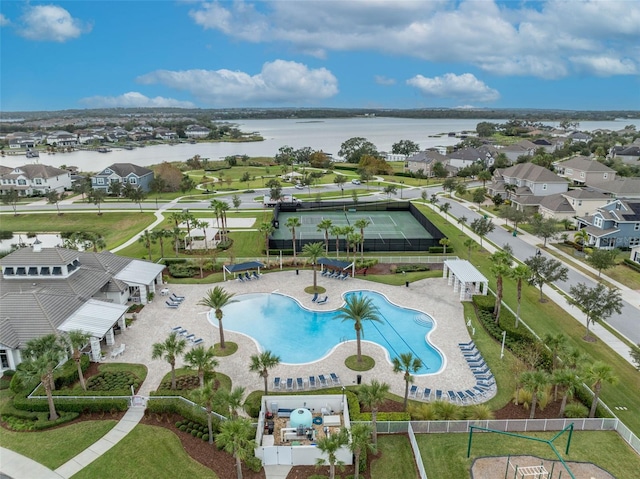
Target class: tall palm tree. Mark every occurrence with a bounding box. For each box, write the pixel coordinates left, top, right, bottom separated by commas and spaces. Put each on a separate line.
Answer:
286, 216, 302, 263
504, 183, 516, 202
353, 218, 370, 261
358, 379, 390, 445
191, 380, 217, 444
335, 294, 382, 363
303, 241, 325, 290
258, 222, 275, 266
215, 386, 246, 418
347, 232, 361, 261
330, 225, 342, 259
520, 370, 549, 419
182, 212, 196, 251
349, 423, 376, 479
509, 264, 530, 328
317, 218, 333, 255
342, 226, 355, 257
171, 226, 182, 256
216, 418, 256, 479
315, 427, 349, 479
219, 201, 230, 242
151, 229, 171, 259
544, 333, 568, 371
552, 369, 582, 416
65, 330, 91, 391
19, 334, 67, 420
198, 286, 237, 349
249, 351, 281, 395
184, 345, 219, 387
584, 361, 618, 418
138, 229, 155, 261
151, 332, 188, 390
574, 228, 589, 252
392, 352, 423, 411
490, 249, 513, 322
195, 219, 209, 251
439, 237, 450, 255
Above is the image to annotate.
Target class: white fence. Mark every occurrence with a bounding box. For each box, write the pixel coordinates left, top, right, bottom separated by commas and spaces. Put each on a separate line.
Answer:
407, 422, 428, 479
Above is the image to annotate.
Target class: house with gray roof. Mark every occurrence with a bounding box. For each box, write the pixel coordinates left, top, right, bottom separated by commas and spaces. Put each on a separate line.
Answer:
576, 199, 640, 250
0, 164, 71, 196
498, 139, 537, 163
538, 189, 611, 223
447, 146, 497, 170
611, 145, 640, 165
91, 163, 154, 193
0, 242, 165, 371
554, 156, 616, 186
406, 149, 449, 177
588, 177, 640, 200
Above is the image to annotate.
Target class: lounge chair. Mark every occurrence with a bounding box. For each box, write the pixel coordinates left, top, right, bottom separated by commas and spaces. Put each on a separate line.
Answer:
447, 390, 457, 402
191, 338, 203, 346
456, 391, 469, 404
435, 390, 443, 401
464, 389, 479, 402
308, 376, 317, 389
286, 378, 294, 391
459, 343, 476, 351
165, 301, 179, 308
473, 386, 489, 397
330, 373, 341, 385
171, 326, 183, 332
311, 292, 319, 302
409, 385, 418, 399
477, 380, 495, 389
472, 367, 491, 375
244, 272, 252, 281
458, 340, 474, 347
252, 271, 261, 280
273, 377, 282, 390
321, 269, 329, 276
329, 271, 338, 279
316, 296, 328, 304
423, 388, 432, 401
464, 351, 482, 359
185, 333, 195, 341
171, 293, 185, 302
318, 374, 328, 387
237, 275, 245, 282
296, 378, 304, 390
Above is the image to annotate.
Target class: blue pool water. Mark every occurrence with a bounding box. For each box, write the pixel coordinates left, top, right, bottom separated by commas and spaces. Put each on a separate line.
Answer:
210, 290, 443, 374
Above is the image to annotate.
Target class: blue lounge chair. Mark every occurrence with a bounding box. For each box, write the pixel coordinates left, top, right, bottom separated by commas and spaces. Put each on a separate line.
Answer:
318, 374, 328, 387
171, 293, 185, 302
464, 389, 479, 402
166, 301, 179, 308
244, 272, 252, 281
185, 333, 195, 341
472, 367, 491, 375
423, 388, 432, 401
456, 391, 468, 404
191, 338, 203, 346
330, 373, 341, 385
171, 326, 183, 332
317, 296, 328, 304
286, 378, 294, 391
458, 340, 474, 347
273, 377, 281, 390
447, 390, 457, 402
296, 378, 304, 390
237, 275, 245, 282
435, 390, 443, 401
409, 385, 418, 399
311, 292, 319, 302
459, 343, 476, 351
308, 376, 317, 389
252, 271, 261, 280
321, 269, 329, 276
340, 272, 348, 280
464, 351, 482, 358
473, 386, 489, 397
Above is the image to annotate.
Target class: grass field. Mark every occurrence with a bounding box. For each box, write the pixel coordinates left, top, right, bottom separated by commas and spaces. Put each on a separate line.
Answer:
371, 434, 420, 478
417, 430, 640, 479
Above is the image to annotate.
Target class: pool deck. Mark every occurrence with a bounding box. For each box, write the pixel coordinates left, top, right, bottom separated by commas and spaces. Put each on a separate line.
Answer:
106, 270, 492, 402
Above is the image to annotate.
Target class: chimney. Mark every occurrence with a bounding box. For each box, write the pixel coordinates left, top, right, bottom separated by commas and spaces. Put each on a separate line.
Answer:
33, 238, 42, 253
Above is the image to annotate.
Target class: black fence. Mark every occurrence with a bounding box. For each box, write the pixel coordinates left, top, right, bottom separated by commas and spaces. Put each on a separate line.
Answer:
270, 201, 444, 253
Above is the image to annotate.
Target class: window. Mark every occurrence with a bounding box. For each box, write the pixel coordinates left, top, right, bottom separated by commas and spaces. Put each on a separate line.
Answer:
603, 173, 608, 179
128, 177, 137, 184
566, 168, 573, 175
578, 200, 582, 206
97, 178, 104, 185
16, 267, 26, 275
542, 184, 547, 190
580, 172, 585, 178
40, 267, 50, 275
52, 266, 62, 275
17, 179, 26, 185
0, 350, 9, 369
630, 237, 640, 247
28, 267, 37, 275
4, 267, 14, 275
594, 217, 603, 228
35, 178, 43, 185
635, 223, 640, 231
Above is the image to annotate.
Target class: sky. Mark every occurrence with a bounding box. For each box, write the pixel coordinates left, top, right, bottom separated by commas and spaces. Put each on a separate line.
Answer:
1, 0, 639, 112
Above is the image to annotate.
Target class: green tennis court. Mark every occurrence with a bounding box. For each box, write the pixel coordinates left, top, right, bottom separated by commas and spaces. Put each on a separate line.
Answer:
272, 210, 433, 241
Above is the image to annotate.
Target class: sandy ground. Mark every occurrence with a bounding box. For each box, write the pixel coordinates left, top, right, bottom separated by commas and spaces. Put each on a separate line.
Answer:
471, 455, 616, 479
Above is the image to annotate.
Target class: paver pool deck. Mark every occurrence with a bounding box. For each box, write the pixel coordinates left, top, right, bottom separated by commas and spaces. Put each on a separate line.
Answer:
109, 270, 488, 400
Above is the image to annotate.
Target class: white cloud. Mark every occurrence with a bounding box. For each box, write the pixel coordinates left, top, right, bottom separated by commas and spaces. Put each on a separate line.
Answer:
375, 75, 396, 86
187, 0, 639, 79
137, 60, 339, 106
407, 73, 500, 102
0, 14, 10, 27
79, 92, 195, 109
17, 5, 90, 42
570, 55, 637, 76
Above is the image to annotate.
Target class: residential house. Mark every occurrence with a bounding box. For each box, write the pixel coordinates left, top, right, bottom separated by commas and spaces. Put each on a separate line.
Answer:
92, 163, 154, 193
554, 156, 616, 186
576, 199, 640, 249
45, 130, 78, 147
154, 128, 179, 141
538, 189, 610, 223
631, 245, 640, 264
0, 164, 71, 196
499, 139, 538, 163
568, 131, 592, 143
0, 243, 165, 371
406, 149, 449, 177
588, 178, 640, 200
611, 145, 640, 165
531, 138, 562, 153
447, 146, 497, 170
185, 125, 211, 139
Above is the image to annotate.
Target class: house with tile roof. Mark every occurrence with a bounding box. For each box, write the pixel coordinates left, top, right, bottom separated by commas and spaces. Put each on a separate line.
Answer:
576, 199, 640, 250
554, 156, 616, 186
91, 163, 154, 193
0, 242, 165, 371
588, 177, 640, 200
0, 164, 71, 196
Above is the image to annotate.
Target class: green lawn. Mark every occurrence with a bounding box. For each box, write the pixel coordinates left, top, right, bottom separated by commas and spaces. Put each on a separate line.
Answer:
72, 424, 218, 479
0, 420, 117, 469
417, 430, 640, 479
371, 434, 419, 478
414, 203, 640, 435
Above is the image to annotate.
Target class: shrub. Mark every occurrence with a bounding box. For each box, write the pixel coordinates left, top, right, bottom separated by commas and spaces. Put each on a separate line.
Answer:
246, 456, 263, 473
168, 263, 196, 278
623, 258, 640, 273
564, 403, 589, 418
244, 394, 262, 418
10, 374, 25, 393
202, 434, 209, 442
395, 264, 429, 273
217, 240, 233, 250
179, 425, 187, 431
355, 258, 378, 268
175, 421, 183, 428
164, 258, 188, 265
54, 355, 90, 389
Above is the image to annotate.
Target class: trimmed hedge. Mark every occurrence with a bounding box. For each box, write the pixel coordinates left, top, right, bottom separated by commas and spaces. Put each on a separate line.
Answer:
395, 264, 430, 273
12, 393, 129, 414
164, 258, 188, 265
54, 355, 90, 390
146, 397, 211, 425
623, 258, 640, 273
428, 246, 454, 254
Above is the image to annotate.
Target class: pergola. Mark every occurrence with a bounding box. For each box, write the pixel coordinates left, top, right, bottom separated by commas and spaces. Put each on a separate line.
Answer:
443, 259, 488, 301
318, 257, 354, 277
223, 261, 265, 281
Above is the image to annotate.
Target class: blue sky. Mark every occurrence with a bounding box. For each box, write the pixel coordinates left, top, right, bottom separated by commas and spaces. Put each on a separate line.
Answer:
1, 0, 639, 112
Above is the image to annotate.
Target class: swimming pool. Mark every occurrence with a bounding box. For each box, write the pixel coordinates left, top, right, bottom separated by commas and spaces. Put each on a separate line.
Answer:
209, 290, 443, 374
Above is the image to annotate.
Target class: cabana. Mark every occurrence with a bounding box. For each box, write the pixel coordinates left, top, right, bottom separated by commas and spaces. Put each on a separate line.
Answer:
223, 261, 265, 281
318, 257, 354, 277
443, 259, 488, 301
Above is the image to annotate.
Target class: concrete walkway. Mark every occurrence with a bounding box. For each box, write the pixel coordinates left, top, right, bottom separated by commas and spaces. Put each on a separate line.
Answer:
0, 447, 64, 479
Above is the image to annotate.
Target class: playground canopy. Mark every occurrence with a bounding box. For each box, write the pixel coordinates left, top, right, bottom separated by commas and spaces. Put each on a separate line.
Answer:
318, 257, 354, 276
223, 261, 265, 281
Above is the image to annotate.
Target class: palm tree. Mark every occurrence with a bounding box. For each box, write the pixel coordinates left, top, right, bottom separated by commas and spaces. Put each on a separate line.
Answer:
504, 183, 516, 202
544, 333, 568, 371
574, 228, 589, 252
184, 345, 219, 387
358, 379, 390, 445
19, 334, 67, 420
520, 370, 549, 419
216, 418, 256, 479
151, 229, 171, 259
171, 226, 182, 256
65, 330, 91, 391
330, 226, 342, 259
584, 361, 618, 418
151, 332, 188, 390
198, 286, 236, 349
249, 351, 281, 395
464, 238, 475, 260
439, 237, 450, 255
392, 352, 423, 411
315, 427, 349, 479
286, 216, 302, 263
335, 294, 382, 363
215, 386, 246, 418
138, 229, 155, 261
510, 264, 530, 328
258, 222, 275, 266
458, 215, 468, 232
191, 380, 217, 444
195, 219, 209, 251
490, 249, 513, 322
553, 369, 582, 416
46, 190, 63, 215
303, 241, 325, 290
89, 188, 106, 215
353, 218, 370, 260
349, 423, 376, 479
317, 219, 333, 255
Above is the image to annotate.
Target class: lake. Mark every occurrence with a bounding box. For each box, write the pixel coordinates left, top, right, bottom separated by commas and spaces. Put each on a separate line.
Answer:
1, 117, 638, 172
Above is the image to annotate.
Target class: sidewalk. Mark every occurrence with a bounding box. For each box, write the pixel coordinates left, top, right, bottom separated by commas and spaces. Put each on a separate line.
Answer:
0, 447, 64, 479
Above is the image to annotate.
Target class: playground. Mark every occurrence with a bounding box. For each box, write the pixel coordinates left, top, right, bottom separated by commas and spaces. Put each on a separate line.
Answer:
471, 455, 615, 479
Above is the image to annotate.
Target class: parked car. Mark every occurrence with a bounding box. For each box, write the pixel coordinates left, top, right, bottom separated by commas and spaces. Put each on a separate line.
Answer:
295, 183, 304, 189
351, 179, 361, 185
